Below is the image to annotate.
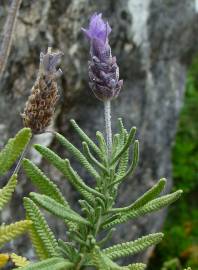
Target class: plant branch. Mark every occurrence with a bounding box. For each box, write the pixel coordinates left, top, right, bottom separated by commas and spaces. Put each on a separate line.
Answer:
0, 0, 22, 78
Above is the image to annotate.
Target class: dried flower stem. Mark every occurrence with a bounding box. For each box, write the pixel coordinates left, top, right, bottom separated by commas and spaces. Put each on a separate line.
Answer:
0, 0, 22, 78
13, 138, 32, 175
104, 100, 112, 155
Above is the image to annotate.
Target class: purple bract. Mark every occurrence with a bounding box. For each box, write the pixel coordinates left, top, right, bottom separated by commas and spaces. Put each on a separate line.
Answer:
82, 13, 123, 101
82, 13, 111, 44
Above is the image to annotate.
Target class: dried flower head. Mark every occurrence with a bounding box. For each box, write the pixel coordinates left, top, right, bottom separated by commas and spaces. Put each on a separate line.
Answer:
82, 13, 123, 101
22, 47, 63, 134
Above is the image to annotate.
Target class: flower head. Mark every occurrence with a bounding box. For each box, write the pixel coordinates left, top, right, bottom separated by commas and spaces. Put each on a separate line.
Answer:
82, 13, 123, 101
22, 47, 63, 134
82, 13, 111, 43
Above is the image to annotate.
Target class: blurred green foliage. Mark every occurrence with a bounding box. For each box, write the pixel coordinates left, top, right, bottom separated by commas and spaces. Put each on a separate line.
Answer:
173, 59, 198, 192
148, 57, 198, 269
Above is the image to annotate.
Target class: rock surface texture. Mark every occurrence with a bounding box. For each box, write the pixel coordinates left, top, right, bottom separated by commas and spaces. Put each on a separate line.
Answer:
0, 0, 198, 265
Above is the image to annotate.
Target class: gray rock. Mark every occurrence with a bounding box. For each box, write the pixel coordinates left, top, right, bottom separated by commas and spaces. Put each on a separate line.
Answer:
0, 0, 198, 265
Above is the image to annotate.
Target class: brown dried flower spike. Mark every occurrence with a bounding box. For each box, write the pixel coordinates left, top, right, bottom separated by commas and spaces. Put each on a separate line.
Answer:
22, 47, 63, 134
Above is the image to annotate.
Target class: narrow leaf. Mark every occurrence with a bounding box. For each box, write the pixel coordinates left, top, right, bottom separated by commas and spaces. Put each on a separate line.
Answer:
30, 193, 90, 226
82, 142, 108, 174
54, 132, 100, 179
0, 174, 17, 210
103, 233, 163, 260
113, 140, 139, 186
112, 134, 121, 159
70, 119, 101, 157
96, 131, 108, 157
115, 130, 129, 179
104, 190, 183, 228
0, 128, 31, 176
64, 159, 104, 200
111, 127, 136, 165
34, 144, 103, 203
24, 198, 59, 258
13, 257, 73, 270
0, 220, 32, 247
23, 159, 69, 207
11, 253, 30, 267
28, 222, 49, 260
126, 263, 146, 270
111, 178, 167, 213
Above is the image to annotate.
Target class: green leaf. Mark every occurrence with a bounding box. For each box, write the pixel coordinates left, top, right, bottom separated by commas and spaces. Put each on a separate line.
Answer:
112, 134, 121, 159
125, 263, 146, 270
112, 140, 139, 186
22, 159, 69, 207
116, 131, 129, 180
54, 132, 100, 179
111, 178, 167, 213
0, 174, 17, 210
96, 131, 108, 157
97, 228, 116, 247
104, 190, 183, 228
111, 127, 136, 165
70, 119, 101, 157
0, 220, 32, 248
117, 118, 125, 133
58, 240, 79, 261
103, 233, 163, 260
88, 248, 120, 270
28, 223, 49, 260
30, 193, 90, 226
63, 159, 104, 201
0, 128, 31, 176
112, 119, 128, 160
24, 198, 59, 258
13, 257, 73, 270
34, 144, 103, 203
82, 142, 108, 174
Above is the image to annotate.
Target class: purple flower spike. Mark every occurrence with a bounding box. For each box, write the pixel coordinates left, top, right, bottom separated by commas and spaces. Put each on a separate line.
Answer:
82, 13, 123, 101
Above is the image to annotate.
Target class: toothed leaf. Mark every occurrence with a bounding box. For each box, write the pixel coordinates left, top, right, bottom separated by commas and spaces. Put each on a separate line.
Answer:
103, 233, 163, 260
111, 127, 136, 165
111, 178, 167, 213
30, 193, 90, 226
13, 257, 73, 270
70, 119, 101, 157
0, 220, 32, 247
23, 159, 69, 207
34, 144, 102, 203
54, 132, 100, 179
0, 174, 17, 210
24, 198, 59, 258
0, 128, 31, 176
11, 253, 30, 267
104, 190, 183, 228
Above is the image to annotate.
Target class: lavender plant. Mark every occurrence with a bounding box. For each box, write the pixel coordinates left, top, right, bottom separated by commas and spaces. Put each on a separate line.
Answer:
0, 13, 185, 270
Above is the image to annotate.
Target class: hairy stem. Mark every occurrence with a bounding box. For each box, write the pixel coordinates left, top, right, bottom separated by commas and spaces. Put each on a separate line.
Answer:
0, 0, 22, 78
104, 100, 112, 156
